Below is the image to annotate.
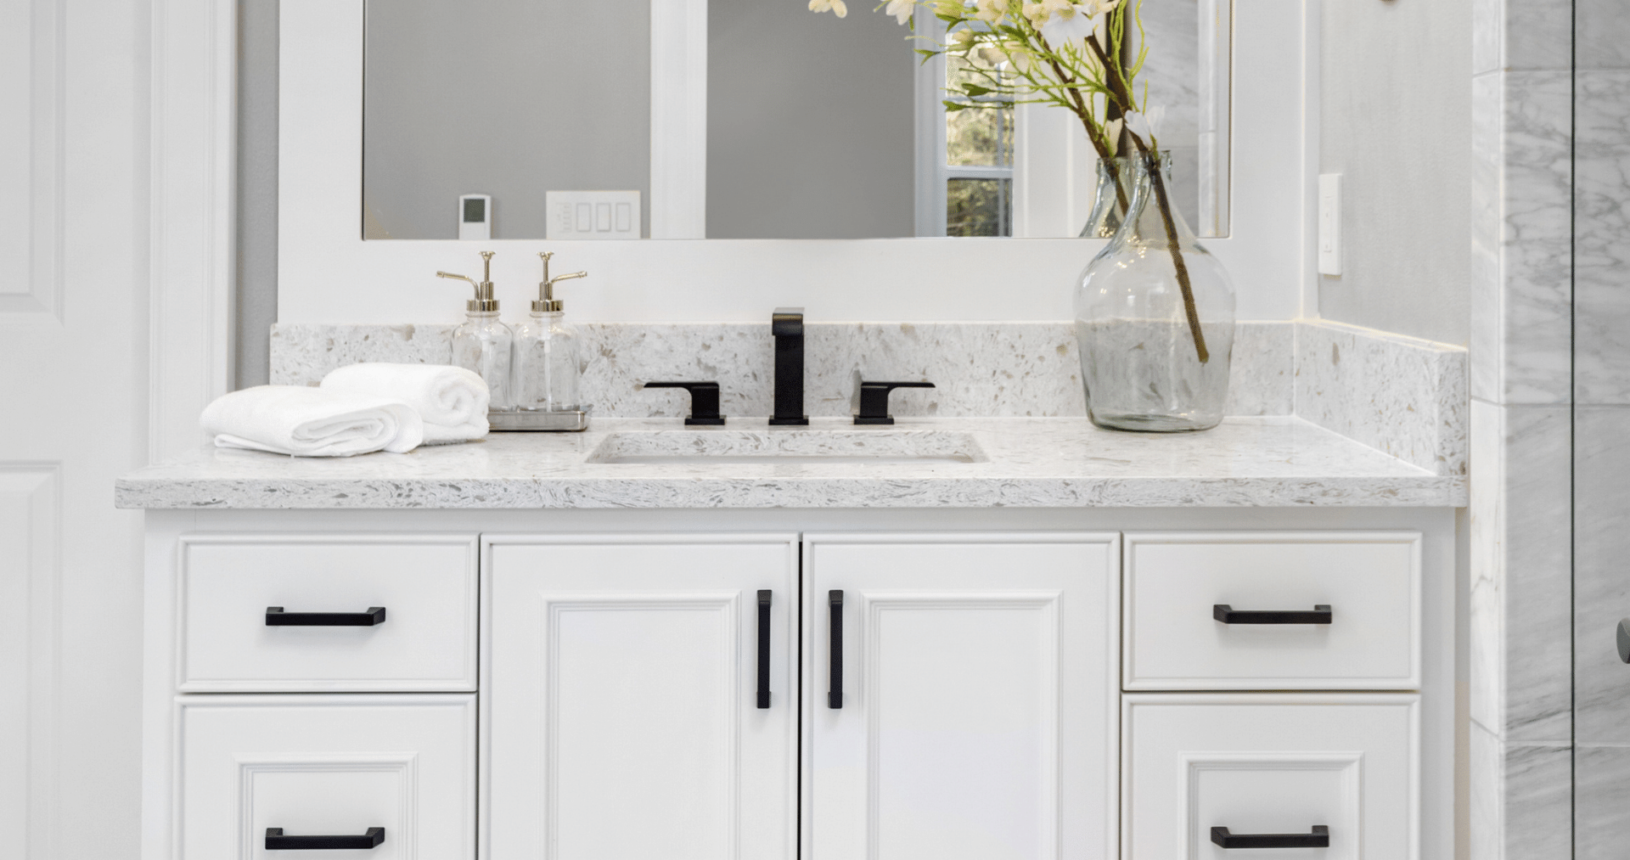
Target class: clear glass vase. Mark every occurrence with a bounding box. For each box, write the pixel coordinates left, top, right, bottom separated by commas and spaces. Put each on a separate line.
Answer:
1079, 156, 1138, 238
1073, 151, 1235, 432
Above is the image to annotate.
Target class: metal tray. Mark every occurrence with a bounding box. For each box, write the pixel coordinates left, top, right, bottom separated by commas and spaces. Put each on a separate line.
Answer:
488, 410, 589, 433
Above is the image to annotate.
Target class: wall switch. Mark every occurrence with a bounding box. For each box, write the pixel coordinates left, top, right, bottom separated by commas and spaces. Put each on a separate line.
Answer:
547, 191, 641, 240
1317, 174, 1341, 276
458, 194, 492, 241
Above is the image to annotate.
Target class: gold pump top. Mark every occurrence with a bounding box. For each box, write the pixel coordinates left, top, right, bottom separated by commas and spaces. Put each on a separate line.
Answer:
437, 250, 501, 312
534, 251, 587, 313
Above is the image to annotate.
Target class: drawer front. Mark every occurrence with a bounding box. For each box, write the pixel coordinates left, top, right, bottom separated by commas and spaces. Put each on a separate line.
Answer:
1123, 532, 1421, 690
179, 694, 477, 860
179, 535, 479, 692
1123, 695, 1419, 860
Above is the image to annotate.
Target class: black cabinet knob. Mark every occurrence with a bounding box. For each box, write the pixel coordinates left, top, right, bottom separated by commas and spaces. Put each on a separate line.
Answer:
1617, 618, 1630, 664
855, 381, 935, 425
643, 381, 725, 425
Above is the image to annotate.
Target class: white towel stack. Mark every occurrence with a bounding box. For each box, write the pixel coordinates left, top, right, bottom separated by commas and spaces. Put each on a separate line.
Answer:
321, 363, 490, 444
200, 386, 425, 457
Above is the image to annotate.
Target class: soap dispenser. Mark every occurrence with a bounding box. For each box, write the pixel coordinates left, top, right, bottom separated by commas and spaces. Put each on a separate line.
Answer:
437, 250, 515, 410
512, 251, 587, 416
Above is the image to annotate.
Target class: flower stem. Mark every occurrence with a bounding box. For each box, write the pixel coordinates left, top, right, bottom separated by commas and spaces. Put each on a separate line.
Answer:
1130, 141, 1209, 363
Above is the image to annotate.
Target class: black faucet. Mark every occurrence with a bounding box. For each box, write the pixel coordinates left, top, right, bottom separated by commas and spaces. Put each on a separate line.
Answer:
769, 308, 808, 426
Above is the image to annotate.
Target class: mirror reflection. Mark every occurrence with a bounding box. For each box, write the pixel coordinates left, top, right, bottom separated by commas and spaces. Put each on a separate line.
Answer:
361, 0, 1228, 241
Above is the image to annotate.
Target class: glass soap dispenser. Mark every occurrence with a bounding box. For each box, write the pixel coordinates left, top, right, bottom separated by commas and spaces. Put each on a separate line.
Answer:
437, 250, 515, 410
512, 251, 588, 414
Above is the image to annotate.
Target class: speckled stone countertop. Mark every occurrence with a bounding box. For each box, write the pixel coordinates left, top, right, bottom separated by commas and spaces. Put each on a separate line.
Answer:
115, 416, 1465, 510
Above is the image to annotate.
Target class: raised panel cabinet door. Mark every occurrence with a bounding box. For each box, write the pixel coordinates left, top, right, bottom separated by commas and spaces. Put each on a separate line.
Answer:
803, 533, 1120, 860
178, 694, 477, 860
484, 535, 799, 860
1122, 694, 1419, 860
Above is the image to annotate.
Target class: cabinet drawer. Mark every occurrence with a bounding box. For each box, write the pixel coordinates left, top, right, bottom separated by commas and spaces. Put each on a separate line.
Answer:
178, 694, 476, 860
1123, 532, 1421, 690
178, 535, 479, 692
1123, 695, 1419, 860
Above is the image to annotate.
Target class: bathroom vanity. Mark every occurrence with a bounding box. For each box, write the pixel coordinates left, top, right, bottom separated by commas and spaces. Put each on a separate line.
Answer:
121, 417, 1462, 859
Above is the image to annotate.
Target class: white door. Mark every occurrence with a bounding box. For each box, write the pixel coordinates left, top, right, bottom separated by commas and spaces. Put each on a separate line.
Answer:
484, 534, 799, 860
803, 533, 1120, 860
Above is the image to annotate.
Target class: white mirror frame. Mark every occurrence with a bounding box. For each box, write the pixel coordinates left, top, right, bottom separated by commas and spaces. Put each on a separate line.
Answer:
278, 0, 1316, 325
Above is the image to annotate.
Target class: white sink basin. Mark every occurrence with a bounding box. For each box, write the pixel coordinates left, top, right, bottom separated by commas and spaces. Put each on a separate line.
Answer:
587, 429, 987, 465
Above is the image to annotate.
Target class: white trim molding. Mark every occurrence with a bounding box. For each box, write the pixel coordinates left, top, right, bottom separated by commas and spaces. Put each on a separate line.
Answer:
0, 0, 64, 322
149, 0, 237, 462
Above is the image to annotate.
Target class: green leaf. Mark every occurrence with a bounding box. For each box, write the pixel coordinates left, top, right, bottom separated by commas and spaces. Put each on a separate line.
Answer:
962, 83, 993, 96
942, 100, 968, 112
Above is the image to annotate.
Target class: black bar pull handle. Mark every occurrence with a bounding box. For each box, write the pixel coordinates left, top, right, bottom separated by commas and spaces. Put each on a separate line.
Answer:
828, 589, 844, 709
1616, 618, 1630, 664
1213, 604, 1332, 625
757, 590, 772, 708
265, 607, 387, 627
1210, 825, 1329, 849
265, 827, 386, 850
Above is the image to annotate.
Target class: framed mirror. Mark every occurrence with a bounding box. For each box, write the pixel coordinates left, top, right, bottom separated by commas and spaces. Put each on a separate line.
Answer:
359, 0, 1232, 241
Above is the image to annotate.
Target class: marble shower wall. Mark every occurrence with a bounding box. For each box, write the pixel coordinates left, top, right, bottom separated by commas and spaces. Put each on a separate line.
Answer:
1572, 4, 1630, 857
1468, 0, 1577, 855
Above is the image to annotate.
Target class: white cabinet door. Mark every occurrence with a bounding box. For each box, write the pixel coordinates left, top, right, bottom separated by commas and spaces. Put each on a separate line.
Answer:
1122, 694, 1419, 860
803, 533, 1120, 860
484, 534, 798, 860
179, 694, 477, 860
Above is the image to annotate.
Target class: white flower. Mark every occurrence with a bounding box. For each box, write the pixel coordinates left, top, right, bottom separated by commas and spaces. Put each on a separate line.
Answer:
810, 0, 849, 17
1101, 117, 1123, 154
1039, 4, 1096, 49
972, 0, 1006, 23
885, 0, 915, 24
1123, 107, 1165, 143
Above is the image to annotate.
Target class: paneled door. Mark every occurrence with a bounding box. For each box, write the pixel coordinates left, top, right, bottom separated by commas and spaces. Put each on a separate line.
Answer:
803, 533, 1120, 860
484, 534, 799, 860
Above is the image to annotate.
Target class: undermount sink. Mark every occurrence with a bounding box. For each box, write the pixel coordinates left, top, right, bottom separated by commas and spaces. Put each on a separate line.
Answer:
587, 429, 987, 465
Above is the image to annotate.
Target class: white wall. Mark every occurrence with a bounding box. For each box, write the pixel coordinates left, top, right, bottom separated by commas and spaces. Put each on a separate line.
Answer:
1318, 0, 1472, 346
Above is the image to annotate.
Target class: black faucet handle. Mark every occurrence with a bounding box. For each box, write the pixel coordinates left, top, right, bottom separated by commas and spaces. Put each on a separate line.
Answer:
772, 307, 804, 337
643, 382, 726, 425
855, 381, 935, 425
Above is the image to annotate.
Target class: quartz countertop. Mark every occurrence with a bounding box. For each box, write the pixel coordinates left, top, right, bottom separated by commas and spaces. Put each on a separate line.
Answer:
115, 416, 1466, 510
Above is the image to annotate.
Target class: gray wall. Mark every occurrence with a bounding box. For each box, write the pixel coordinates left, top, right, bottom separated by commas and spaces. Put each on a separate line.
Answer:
237, 0, 279, 389
706, 0, 915, 239
362, 0, 652, 240
1319, 0, 1472, 346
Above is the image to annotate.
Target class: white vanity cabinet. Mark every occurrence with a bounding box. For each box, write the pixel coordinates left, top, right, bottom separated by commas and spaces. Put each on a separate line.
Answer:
139, 511, 1455, 860
482, 535, 801, 860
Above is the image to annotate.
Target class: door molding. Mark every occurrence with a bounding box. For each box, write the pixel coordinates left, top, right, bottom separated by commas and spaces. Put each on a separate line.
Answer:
150, 0, 237, 461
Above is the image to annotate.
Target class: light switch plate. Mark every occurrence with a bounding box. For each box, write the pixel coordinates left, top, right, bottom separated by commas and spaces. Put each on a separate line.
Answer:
1317, 174, 1341, 276
546, 191, 641, 240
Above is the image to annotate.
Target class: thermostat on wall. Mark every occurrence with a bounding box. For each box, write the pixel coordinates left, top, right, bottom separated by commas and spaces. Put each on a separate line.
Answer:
546, 191, 640, 240
459, 194, 492, 241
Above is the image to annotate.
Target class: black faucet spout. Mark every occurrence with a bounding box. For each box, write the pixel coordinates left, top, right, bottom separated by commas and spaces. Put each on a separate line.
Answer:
770, 307, 808, 426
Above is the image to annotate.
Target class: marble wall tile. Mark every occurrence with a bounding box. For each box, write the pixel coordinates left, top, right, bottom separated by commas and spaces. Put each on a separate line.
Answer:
1294, 321, 1468, 477
271, 321, 1297, 419
1470, 401, 1574, 742
1577, 0, 1630, 70
1574, 406, 1630, 744
1470, 0, 1576, 76
1576, 745, 1630, 859
1574, 71, 1630, 405
1470, 725, 1574, 860
1470, 70, 1574, 406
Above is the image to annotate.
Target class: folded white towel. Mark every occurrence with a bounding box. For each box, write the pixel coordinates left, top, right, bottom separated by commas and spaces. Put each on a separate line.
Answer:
320, 363, 490, 444
200, 386, 425, 457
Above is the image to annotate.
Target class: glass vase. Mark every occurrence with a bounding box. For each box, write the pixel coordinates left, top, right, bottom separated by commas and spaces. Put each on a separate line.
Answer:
1073, 151, 1235, 432
1078, 156, 1138, 238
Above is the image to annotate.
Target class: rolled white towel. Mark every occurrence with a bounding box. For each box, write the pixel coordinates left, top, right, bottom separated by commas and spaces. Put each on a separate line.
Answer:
320, 363, 490, 444
200, 386, 425, 457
